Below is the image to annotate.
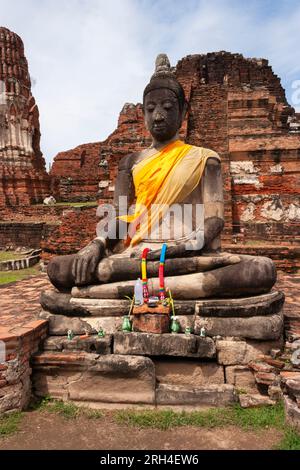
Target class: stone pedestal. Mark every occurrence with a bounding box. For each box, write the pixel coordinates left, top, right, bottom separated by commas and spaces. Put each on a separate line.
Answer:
32, 289, 285, 408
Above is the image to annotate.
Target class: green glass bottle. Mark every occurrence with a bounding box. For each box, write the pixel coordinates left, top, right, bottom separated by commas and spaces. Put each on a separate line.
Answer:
122, 316, 132, 332
170, 317, 180, 334
67, 329, 74, 340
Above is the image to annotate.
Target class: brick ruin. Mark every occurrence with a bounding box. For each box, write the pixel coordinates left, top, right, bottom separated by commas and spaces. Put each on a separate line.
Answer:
1, 30, 300, 419
50, 52, 300, 251
0, 27, 50, 207
0, 27, 299, 267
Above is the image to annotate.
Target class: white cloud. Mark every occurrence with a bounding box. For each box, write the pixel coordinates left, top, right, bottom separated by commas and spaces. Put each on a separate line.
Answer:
0, 0, 300, 166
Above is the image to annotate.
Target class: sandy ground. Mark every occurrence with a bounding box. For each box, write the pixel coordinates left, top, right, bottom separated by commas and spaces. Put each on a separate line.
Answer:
0, 410, 283, 450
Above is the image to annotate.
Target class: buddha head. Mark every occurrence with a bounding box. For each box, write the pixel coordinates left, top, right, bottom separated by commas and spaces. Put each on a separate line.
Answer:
143, 54, 187, 142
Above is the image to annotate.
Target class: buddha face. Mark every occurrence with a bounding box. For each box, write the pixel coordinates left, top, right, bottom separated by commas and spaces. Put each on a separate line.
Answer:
143, 88, 184, 142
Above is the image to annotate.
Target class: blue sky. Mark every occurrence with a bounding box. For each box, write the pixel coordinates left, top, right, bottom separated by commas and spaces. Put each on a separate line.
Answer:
1, 0, 300, 166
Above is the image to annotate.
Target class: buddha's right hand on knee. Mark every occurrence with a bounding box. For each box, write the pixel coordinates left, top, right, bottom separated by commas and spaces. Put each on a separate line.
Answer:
71, 238, 106, 286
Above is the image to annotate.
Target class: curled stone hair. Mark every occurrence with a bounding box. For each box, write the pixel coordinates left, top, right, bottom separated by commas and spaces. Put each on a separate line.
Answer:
143, 54, 186, 112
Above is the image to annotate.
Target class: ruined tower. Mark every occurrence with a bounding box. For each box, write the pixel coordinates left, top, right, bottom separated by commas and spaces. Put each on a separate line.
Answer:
0, 26, 49, 206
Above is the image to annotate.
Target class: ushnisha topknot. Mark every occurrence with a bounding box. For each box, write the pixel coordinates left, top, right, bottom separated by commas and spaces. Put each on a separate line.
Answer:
143, 54, 186, 111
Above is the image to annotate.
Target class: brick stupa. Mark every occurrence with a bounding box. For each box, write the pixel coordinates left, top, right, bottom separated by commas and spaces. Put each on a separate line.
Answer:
0, 27, 50, 206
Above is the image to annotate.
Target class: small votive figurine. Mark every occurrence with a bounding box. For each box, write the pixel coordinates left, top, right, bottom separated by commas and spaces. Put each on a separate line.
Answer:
97, 327, 105, 338
170, 316, 180, 334
185, 326, 192, 335
200, 326, 206, 337
122, 316, 132, 332
67, 329, 74, 340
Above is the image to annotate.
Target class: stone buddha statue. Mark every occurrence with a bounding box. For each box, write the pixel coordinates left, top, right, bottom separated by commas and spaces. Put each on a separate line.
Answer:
47, 54, 276, 300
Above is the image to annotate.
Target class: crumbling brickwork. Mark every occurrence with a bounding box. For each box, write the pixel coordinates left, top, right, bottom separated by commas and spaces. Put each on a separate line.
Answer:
0, 27, 50, 207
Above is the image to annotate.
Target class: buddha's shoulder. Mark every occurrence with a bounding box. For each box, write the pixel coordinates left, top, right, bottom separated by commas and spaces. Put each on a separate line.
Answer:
189, 145, 220, 163
118, 151, 143, 171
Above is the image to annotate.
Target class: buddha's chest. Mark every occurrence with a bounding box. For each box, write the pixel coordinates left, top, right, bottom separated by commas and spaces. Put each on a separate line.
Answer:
142, 183, 204, 244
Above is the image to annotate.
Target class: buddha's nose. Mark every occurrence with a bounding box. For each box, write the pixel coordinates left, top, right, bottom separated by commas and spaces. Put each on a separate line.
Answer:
153, 109, 164, 121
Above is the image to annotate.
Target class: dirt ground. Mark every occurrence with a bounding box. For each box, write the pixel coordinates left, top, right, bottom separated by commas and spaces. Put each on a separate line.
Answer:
0, 410, 283, 450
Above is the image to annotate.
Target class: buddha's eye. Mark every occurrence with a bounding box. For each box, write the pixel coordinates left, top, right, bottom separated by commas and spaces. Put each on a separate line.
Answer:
163, 102, 173, 110
146, 105, 155, 112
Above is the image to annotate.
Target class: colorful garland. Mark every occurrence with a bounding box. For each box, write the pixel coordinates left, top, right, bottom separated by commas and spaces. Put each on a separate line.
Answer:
159, 243, 167, 301
141, 247, 150, 302
140, 244, 168, 302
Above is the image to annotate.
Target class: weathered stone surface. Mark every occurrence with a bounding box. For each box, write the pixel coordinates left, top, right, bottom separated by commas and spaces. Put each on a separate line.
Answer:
154, 360, 224, 386
286, 379, 300, 400
280, 371, 300, 383
39, 310, 123, 335
69, 298, 130, 317
225, 366, 256, 391
291, 347, 300, 367
113, 332, 216, 358
41, 290, 131, 317
39, 310, 95, 335
284, 396, 300, 431
0, 383, 25, 413
195, 291, 284, 318
195, 313, 283, 340
43, 335, 112, 354
248, 361, 275, 373
285, 340, 300, 351
239, 394, 275, 408
268, 385, 283, 401
255, 372, 278, 386
156, 383, 237, 406
32, 352, 155, 404
217, 339, 283, 365
40, 290, 90, 316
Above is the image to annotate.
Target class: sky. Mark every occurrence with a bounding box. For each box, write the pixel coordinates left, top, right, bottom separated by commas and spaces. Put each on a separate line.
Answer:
1, 0, 300, 167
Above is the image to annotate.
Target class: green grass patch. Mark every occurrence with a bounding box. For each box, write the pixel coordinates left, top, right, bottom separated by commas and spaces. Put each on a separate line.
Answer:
0, 251, 26, 262
0, 266, 40, 286
0, 411, 23, 437
276, 427, 300, 450
116, 402, 300, 450
116, 408, 233, 431
115, 402, 285, 431
33, 397, 103, 420
231, 401, 285, 430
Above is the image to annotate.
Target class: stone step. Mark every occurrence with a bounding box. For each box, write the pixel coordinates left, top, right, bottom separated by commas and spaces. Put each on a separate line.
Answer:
40, 308, 284, 341
113, 332, 216, 358
43, 334, 112, 355
32, 351, 156, 405
195, 312, 283, 340
40, 289, 284, 318
156, 383, 237, 406
31, 351, 240, 408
